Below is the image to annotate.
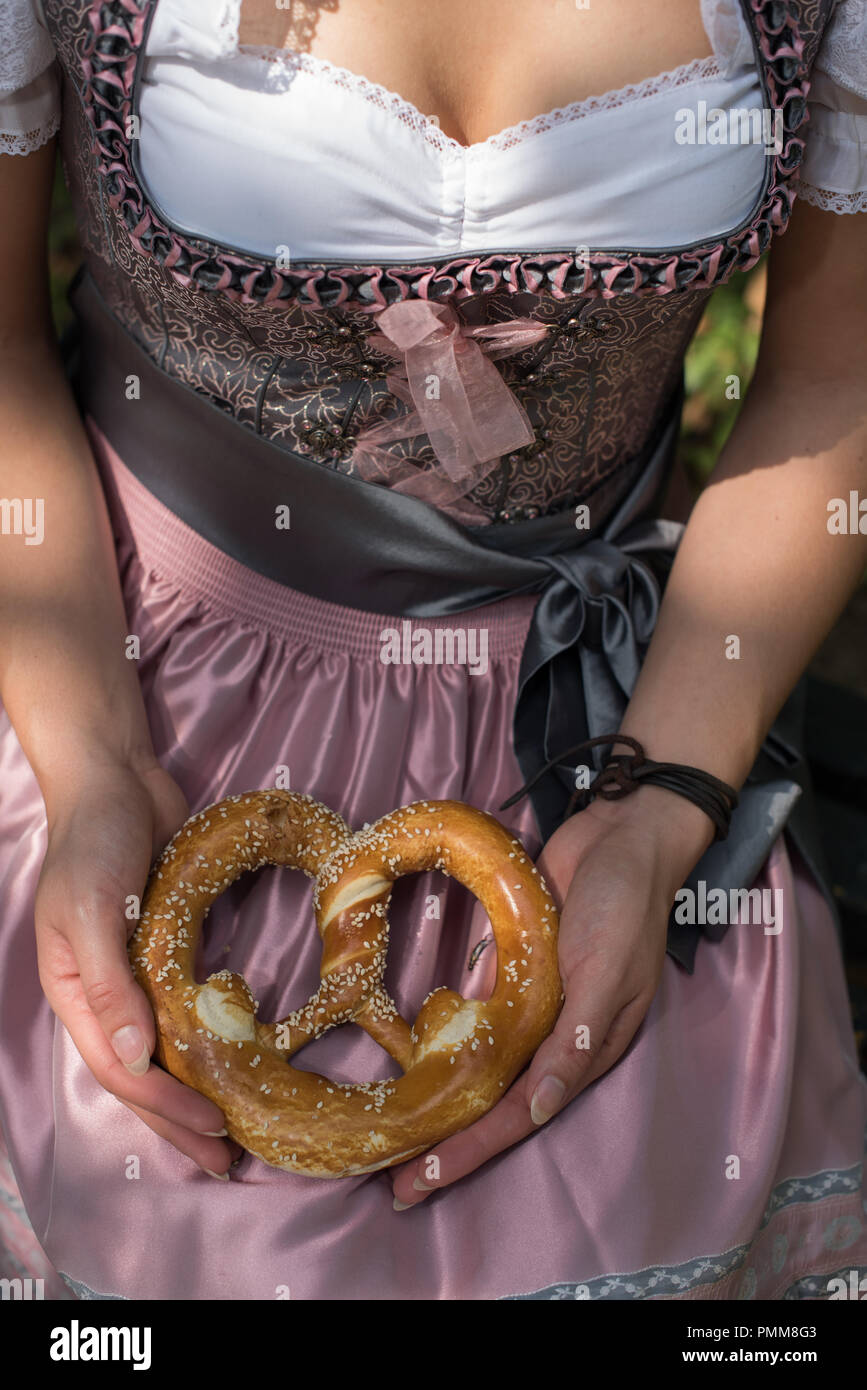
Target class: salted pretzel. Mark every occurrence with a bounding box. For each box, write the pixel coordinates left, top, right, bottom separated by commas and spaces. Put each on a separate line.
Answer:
129, 792, 562, 1178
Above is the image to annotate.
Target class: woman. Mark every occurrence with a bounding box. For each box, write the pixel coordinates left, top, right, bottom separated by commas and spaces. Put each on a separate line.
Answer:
0, 0, 865, 1300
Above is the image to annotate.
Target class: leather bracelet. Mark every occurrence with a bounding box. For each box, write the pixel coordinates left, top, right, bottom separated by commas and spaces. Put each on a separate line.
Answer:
500, 734, 739, 841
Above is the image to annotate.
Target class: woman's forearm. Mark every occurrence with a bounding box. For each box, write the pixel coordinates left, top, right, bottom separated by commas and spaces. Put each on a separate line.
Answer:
0, 337, 156, 807
618, 365, 867, 830
597, 203, 867, 867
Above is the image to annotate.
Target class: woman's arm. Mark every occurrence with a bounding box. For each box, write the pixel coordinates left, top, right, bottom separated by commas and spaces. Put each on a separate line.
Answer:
620, 199, 867, 798
0, 143, 235, 1173
0, 143, 156, 799
392, 198, 867, 1207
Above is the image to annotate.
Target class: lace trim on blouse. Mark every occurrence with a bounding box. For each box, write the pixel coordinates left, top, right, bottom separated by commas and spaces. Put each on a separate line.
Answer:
0, 48, 59, 157
798, 184, 867, 212
0, 111, 58, 156
237, 47, 726, 155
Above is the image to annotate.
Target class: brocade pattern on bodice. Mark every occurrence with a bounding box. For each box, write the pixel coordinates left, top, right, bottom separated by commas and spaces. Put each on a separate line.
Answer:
45, 0, 834, 525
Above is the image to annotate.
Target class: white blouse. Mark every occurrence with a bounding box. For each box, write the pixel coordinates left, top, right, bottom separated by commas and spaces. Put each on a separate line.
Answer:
1, 0, 865, 262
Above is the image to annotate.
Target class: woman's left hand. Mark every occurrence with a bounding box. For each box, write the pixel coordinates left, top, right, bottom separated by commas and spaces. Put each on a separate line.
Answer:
390, 788, 713, 1209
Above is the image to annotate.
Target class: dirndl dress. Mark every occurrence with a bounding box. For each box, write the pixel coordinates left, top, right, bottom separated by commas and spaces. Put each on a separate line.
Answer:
0, 0, 866, 1299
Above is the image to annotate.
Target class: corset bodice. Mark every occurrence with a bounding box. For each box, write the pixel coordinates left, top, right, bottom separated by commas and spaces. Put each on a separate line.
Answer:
46, 0, 834, 527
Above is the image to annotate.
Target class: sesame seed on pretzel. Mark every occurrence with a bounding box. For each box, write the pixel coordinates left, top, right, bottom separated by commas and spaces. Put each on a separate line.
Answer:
129, 791, 562, 1178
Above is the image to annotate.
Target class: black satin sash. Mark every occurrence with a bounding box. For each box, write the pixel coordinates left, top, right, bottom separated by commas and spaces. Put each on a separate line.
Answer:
68, 268, 832, 971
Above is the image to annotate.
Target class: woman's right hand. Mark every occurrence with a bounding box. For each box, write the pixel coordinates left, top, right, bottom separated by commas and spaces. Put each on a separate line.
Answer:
34, 747, 239, 1177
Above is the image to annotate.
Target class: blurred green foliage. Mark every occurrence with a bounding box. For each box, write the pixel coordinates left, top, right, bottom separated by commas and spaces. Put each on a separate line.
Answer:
48, 158, 82, 336
47, 152, 766, 490
680, 261, 766, 489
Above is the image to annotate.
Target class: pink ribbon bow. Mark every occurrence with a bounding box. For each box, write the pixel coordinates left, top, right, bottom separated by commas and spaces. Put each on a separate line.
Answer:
349, 301, 549, 521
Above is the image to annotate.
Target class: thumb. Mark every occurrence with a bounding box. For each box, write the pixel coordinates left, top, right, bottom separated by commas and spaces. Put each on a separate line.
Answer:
524, 975, 625, 1125
69, 885, 157, 1076
86, 769, 189, 1071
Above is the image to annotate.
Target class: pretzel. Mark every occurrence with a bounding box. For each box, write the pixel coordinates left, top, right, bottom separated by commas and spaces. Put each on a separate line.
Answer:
129, 792, 562, 1178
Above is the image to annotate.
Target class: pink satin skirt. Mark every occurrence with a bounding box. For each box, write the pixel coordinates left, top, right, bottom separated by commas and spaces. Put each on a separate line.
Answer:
0, 418, 865, 1300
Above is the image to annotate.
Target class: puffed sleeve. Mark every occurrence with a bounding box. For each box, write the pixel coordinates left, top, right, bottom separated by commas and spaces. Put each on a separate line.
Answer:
0, 0, 60, 156
799, 0, 867, 213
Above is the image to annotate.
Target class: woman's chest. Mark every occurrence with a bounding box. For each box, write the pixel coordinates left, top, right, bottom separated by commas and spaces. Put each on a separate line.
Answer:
134, 0, 769, 260
235, 0, 716, 148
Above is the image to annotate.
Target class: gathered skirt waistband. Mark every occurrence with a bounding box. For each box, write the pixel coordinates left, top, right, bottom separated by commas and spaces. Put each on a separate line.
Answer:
87, 415, 539, 660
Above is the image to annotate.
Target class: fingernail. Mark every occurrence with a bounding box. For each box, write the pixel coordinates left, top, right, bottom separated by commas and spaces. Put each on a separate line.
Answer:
201, 1128, 228, 1137
111, 1025, 150, 1076
203, 1169, 230, 1182
530, 1076, 566, 1126
393, 1197, 414, 1211
412, 1176, 433, 1192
